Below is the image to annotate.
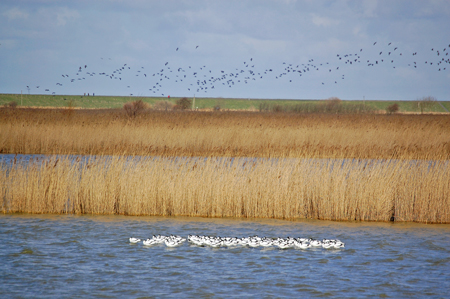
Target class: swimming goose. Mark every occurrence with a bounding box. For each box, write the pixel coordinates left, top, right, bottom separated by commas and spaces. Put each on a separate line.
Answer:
322, 241, 334, 249
143, 238, 158, 246
276, 241, 292, 249
165, 238, 183, 247
310, 239, 322, 247
333, 241, 345, 249
152, 235, 167, 244
248, 239, 260, 248
207, 239, 223, 248
259, 238, 274, 247
294, 241, 311, 249
223, 238, 239, 247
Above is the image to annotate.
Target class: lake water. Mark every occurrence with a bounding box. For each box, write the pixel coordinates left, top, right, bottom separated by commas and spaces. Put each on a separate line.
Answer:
1, 214, 449, 298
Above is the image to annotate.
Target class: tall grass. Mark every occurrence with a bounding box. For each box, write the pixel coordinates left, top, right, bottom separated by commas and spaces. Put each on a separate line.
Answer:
258, 97, 376, 114
1, 108, 449, 160
2, 156, 449, 223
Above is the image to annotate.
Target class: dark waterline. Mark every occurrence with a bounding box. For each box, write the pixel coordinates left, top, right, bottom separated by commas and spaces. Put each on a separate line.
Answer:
2, 153, 447, 170
1, 214, 449, 298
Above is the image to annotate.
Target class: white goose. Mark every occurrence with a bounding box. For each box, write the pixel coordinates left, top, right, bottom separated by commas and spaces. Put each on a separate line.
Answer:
129, 237, 141, 243
164, 238, 183, 247
333, 241, 345, 249
294, 241, 311, 249
248, 238, 260, 248
143, 238, 158, 246
259, 238, 274, 247
276, 241, 292, 249
310, 239, 322, 247
322, 241, 334, 249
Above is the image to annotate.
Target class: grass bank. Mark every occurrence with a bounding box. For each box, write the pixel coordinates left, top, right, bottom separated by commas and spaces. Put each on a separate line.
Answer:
1, 93, 449, 113
2, 156, 449, 223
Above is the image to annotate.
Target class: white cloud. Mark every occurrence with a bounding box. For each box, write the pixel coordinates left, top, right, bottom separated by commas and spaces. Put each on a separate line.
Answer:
240, 36, 288, 55
311, 13, 340, 27
352, 25, 367, 39
3, 7, 29, 20
360, 0, 378, 18
56, 8, 80, 26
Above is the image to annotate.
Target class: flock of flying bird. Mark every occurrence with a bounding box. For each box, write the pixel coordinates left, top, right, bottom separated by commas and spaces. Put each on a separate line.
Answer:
28, 41, 450, 97
129, 234, 345, 249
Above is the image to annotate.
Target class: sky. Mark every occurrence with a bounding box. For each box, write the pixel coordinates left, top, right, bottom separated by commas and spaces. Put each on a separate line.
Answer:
1, 0, 449, 101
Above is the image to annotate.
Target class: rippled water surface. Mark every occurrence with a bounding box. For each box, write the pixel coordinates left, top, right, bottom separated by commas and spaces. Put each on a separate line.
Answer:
1, 215, 449, 298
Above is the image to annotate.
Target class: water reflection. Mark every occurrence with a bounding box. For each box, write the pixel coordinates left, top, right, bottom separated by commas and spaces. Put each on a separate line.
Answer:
2, 153, 447, 168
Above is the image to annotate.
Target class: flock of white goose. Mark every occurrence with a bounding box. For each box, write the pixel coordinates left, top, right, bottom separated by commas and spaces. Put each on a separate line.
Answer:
129, 235, 345, 249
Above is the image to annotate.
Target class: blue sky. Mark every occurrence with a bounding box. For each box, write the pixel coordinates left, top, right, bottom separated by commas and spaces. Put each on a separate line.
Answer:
1, 0, 449, 100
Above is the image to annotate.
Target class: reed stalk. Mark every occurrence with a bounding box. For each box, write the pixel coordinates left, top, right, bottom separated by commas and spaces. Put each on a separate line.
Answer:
2, 156, 449, 223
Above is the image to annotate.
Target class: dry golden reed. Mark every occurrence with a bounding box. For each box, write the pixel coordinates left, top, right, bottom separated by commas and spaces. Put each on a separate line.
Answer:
1, 108, 449, 160
2, 156, 449, 223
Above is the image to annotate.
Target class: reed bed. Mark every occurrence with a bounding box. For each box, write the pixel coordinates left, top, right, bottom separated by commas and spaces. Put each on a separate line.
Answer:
2, 156, 449, 223
1, 108, 449, 160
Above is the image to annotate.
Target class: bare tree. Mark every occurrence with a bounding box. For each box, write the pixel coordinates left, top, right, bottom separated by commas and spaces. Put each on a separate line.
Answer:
417, 96, 437, 114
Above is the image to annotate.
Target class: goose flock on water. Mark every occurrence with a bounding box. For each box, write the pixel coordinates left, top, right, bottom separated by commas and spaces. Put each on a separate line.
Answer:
129, 235, 344, 249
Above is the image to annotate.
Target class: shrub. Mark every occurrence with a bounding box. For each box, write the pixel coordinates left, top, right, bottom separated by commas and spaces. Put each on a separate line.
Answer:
214, 99, 224, 111
386, 103, 399, 114
123, 100, 148, 117
153, 100, 173, 111
6, 101, 17, 109
67, 99, 75, 109
272, 104, 283, 112
259, 102, 271, 112
323, 97, 342, 113
176, 97, 191, 110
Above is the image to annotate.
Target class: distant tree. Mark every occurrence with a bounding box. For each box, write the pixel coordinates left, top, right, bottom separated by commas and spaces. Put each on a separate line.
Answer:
176, 97, 191, 110
386, 103, 399, 114
417, 96, 437, 114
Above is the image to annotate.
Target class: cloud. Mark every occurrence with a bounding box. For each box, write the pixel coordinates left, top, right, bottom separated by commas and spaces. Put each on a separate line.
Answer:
3, 7, 29, 20
311, 13, 340, 27
360, 0, 379, 18
240, 36, 288, 55
56, 7, 80, 26
352, 25, 367, 39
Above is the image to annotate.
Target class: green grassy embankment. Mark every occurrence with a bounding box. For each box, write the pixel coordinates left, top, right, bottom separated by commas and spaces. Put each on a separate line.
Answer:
1, 93, 449, 113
